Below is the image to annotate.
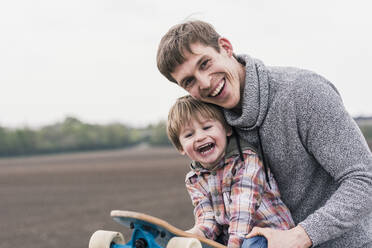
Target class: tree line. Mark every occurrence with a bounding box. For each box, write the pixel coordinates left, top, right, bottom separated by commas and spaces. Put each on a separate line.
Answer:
0, 117, 170, 157
0, 116, 371, 157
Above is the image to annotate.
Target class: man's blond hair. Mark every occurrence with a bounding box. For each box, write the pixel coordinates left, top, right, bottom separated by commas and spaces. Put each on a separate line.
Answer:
157, 20, 221, 83
167, 95, 229, 151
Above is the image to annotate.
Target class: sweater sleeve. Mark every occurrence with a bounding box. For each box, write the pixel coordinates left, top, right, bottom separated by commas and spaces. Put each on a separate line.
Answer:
295, 76, 372, 246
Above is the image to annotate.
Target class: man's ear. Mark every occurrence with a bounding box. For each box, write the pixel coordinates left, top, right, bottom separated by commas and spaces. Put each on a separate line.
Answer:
218, 37, 233, 56
226, 126, 233, 137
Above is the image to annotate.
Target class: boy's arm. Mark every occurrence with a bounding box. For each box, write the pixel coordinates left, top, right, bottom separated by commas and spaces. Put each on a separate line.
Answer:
227, 152, 266, 248
185, 173, 221, 240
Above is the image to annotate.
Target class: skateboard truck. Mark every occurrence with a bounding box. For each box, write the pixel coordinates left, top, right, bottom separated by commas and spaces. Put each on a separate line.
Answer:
122, 222, 163, 248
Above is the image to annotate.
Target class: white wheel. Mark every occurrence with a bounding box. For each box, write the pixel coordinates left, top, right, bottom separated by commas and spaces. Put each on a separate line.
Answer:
88, 230, 125, 248
166, 237, 202, 248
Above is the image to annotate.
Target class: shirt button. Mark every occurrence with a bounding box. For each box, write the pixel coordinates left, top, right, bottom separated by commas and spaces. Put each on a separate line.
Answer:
216, 211, 221, 216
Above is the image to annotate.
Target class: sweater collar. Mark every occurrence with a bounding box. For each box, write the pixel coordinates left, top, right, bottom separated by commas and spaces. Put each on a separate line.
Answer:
223, 55, 270, 130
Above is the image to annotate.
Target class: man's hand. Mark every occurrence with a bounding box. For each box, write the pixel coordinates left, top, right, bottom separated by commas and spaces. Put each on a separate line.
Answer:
246, 225, 312, 248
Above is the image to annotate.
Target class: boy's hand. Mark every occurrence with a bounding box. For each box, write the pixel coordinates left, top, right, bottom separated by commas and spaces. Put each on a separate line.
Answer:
246, 225, 312, 248
185, 226, 205, 238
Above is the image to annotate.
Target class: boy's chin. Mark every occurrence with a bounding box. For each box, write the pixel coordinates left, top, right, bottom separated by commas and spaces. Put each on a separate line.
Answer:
201, 162, 218, 170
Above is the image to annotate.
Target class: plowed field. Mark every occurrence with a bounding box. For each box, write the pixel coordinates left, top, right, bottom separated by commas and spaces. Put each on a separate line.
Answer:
0, 147, 194, 248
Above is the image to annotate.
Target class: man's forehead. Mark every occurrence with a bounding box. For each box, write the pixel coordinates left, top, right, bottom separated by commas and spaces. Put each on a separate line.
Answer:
186, 43, 216, 60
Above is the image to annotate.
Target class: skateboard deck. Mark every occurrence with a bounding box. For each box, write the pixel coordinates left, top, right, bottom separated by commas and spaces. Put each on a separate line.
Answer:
110, 210, 226, 248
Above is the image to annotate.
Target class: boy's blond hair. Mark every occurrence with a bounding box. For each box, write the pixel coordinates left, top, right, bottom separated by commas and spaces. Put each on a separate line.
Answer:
157, 20, 221, 83
167, 95, 230, 151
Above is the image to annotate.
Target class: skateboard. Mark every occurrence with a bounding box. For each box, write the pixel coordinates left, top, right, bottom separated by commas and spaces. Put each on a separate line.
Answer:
89, 210, 227, 248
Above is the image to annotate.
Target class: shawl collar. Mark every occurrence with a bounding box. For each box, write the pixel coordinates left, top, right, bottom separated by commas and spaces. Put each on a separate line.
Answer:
223, 55, 269, 130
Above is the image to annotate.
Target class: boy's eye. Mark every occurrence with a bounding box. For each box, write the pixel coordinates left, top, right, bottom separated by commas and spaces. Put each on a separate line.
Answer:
203, 125, 212, 130
184, 132, 192, 138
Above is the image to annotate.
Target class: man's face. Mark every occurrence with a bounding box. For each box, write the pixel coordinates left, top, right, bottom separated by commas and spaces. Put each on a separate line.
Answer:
170, 39, 244, 109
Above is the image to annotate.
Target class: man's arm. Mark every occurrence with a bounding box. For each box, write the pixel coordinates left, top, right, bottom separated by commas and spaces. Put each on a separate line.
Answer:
248, 76, 372, 247
294, 77, 372, 246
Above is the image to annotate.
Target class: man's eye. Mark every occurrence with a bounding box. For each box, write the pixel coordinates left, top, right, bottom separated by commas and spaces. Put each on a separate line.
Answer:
183, 78, 194, 88
200, 59, 210, 70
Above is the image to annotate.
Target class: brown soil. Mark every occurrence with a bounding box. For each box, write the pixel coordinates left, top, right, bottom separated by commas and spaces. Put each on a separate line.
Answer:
0, 147, 194, 248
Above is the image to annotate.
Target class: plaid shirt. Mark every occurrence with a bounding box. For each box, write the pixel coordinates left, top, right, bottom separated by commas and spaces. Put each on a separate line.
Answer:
185, 139, 295, 248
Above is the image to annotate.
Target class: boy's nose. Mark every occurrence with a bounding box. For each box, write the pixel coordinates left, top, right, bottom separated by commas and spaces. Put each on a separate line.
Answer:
195, 131, 206, 142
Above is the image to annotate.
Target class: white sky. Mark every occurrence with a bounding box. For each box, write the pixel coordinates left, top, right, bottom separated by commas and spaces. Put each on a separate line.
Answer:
1, 0, 371, 128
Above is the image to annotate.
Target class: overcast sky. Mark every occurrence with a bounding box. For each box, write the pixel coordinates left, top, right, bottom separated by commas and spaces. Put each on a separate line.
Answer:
1, 0, 371, 128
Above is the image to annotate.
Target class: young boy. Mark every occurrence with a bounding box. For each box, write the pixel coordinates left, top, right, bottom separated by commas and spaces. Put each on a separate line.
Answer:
167, 95, 295, 248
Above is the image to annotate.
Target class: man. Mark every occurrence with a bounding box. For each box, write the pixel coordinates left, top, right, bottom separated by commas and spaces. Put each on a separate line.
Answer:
157, 20, 372, 248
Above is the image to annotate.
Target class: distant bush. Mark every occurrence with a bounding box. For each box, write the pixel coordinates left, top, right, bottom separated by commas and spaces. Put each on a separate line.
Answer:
358, 124, 372, 151
147, 121, 171, 146
359, 125, 372, 141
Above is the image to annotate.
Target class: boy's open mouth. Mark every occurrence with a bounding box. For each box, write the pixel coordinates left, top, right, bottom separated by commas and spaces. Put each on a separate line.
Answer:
209, 78, 225, 97
197, 142, 215, 154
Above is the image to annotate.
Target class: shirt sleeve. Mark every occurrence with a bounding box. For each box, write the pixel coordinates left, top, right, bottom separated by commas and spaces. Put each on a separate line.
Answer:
185, 174, 221, 240
295, 77, 372, 246
227, 152, 266, 248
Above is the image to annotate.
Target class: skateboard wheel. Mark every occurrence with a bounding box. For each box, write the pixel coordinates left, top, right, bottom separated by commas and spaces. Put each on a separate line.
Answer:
89, 230, 125, 248
166, 237, 202, 248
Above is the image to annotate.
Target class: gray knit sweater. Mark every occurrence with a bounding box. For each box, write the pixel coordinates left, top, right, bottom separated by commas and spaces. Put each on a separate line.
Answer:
223, 55, 372, 247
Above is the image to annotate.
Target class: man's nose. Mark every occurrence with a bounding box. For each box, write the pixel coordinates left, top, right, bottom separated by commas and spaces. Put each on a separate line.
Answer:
196, 73, 211, 90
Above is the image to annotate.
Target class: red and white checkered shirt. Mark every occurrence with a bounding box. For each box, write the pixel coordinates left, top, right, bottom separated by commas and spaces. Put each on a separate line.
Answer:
185, 146, 295, 248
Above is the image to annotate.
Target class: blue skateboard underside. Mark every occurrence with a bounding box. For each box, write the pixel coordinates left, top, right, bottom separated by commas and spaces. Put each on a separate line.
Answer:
112, 216, 176, 248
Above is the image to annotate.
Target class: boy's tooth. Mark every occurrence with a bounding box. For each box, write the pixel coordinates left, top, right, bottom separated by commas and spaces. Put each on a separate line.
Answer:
199, 143, 210, 149
198, 143, 214, 153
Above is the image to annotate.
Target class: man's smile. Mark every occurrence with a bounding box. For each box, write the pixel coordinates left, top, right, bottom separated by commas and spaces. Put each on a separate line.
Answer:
209, 78, 225, 97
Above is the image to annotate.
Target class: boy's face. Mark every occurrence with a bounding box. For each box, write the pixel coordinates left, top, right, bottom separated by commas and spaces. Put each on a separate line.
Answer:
170, 38, 244, 109
178, 115, 231, 170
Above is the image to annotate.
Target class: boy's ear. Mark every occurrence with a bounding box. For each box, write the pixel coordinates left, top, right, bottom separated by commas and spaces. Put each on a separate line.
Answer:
178, 148, 186, 155
218, 37, 233, 56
